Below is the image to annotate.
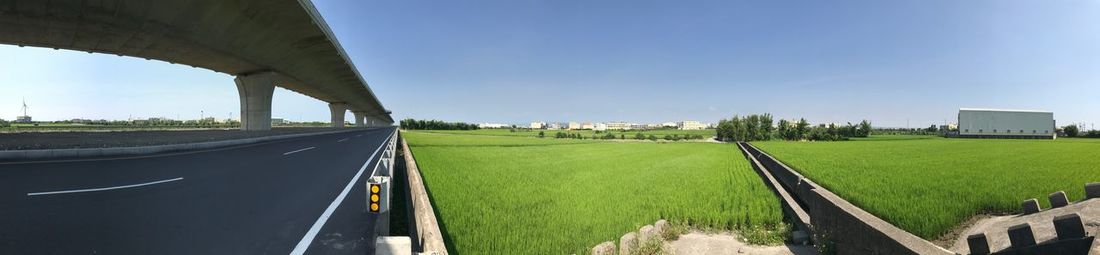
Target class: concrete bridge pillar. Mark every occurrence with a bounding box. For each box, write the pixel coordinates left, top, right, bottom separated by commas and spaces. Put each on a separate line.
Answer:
353, 111, 367, 127
329, 103, 348, 128
234, 72, 278, 131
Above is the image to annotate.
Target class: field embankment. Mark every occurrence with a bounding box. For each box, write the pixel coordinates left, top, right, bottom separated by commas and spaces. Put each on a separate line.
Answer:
753, 137, 1100, 239
404, 131, 783, 254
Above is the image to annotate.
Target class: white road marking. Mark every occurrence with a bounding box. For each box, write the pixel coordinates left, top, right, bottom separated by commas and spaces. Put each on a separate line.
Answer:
283, 147, 316, 155
290, 131, 395, 255
337, 138, 349, 143
28, 177, 184, 196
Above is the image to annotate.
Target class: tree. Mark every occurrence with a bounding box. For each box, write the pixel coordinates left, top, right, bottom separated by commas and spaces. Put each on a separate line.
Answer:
538, 131, 545, 138
858, 120, 872, 137
795, 118, 810, 140
635, 133, 646, 140
620, 134, 625, 140
602, 133, 617, 139
648, 134, 658, 141
1063, 125, 1080, 137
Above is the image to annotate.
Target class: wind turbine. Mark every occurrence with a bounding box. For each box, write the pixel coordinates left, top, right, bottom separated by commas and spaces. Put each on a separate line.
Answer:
21, 98, 29, 117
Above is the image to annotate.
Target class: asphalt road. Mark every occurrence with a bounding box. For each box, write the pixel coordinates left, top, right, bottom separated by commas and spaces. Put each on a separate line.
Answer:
0, 127, 396, 254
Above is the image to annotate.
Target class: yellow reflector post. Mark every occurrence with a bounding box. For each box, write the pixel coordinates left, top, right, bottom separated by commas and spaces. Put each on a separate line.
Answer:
370, 203, 379, 212
371, 184, 380, 193
371, 194, 380, 202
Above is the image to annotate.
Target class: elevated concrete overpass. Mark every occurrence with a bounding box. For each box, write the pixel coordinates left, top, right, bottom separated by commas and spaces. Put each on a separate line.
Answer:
0, 0, 392, 130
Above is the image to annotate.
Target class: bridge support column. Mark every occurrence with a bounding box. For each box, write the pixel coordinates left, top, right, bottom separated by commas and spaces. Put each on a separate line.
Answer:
353, 111, 367, 127
235, 73, 278, 131
329, 103, 347, 128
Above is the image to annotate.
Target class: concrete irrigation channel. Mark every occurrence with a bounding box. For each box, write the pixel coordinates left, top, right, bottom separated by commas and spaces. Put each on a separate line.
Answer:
738, 142, 1100, 255
738, 142, 954, 255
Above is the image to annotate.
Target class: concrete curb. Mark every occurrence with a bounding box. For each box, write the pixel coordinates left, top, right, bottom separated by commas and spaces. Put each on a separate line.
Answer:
0, 129, 365, 161
399, 132, 449, 254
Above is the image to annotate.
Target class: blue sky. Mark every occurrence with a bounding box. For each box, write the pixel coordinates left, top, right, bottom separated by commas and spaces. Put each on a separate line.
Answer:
2, 0, 1098, 128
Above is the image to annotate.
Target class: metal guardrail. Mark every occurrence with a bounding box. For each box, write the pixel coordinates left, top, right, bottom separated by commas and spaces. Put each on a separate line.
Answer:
368, 129, 399, 233
368, 129, 421, 255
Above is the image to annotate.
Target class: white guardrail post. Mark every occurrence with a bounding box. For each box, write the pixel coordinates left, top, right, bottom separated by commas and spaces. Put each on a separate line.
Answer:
372, 130, 414, 255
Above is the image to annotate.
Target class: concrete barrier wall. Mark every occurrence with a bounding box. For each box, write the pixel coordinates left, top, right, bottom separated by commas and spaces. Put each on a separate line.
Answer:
744, 143, 953, 255
0, 129, 363, 161
736, 142, 813, 237
399, 132, 448, 254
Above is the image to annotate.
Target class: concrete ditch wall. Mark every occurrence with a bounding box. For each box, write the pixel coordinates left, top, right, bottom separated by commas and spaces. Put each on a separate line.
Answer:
735, 142, 812, 240
742, 143, 953, 255
400, 132, 449, 255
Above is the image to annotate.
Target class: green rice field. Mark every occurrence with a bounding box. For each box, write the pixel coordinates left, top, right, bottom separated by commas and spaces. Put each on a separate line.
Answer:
753, 137, 1100, 239
404, 131, 782, 254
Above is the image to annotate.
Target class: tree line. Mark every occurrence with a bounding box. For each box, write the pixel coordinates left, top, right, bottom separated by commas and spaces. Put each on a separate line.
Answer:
716, 113, 871, 142
399, 118, 480, 130
1061, 125, 1100, 138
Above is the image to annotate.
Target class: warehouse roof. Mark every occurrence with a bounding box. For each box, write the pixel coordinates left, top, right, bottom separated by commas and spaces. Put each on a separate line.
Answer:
959, 108, 1052, 114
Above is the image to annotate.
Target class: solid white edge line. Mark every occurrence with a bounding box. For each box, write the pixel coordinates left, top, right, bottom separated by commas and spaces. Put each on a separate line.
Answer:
28, 177, 184, 196
289, 130, 395, 255
283, 147, 317, 155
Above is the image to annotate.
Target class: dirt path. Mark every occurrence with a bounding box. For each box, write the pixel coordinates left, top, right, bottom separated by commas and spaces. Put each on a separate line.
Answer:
669, 231, 817, 255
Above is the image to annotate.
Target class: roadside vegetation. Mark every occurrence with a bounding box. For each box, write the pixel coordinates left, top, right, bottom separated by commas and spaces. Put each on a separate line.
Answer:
404, 131, 785, 254
1, 119, 244, 132
753, 137, 1100, 239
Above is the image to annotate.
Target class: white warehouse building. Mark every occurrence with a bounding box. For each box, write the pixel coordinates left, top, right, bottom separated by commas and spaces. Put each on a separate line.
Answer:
957, 108, 1056, 139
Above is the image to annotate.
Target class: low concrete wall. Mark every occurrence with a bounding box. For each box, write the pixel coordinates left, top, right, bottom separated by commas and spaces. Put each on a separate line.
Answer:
743, 143, 953, 255
400, 132, 448, 254
735, 142, 812, 239
0, 129, 363, 161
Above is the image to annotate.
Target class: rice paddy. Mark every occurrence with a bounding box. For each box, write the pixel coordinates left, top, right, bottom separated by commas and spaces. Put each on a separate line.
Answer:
404, 131, 783, 254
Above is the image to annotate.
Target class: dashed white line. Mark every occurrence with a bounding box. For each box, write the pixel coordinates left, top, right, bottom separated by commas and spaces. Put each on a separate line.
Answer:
27, 177, 184, 196
355, 134, 362, 137
337, 138, 349, 143
283, 147, 316, 155
289, 131, 395, 255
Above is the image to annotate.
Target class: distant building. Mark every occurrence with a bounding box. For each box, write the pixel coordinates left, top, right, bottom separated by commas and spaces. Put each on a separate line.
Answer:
606, 122, 632, 130
581, 122, 594, 130
678, 121, 706, 130
546, 123, 561, 130
478, 123, 509, 129
661, 122, 677, 128
594, 123, 608, 131
15, 115, 31, 123
568, 122, 581, 130
530, 122, 545, 129
271, 118, 287, 126
957, 108, 1055, 139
